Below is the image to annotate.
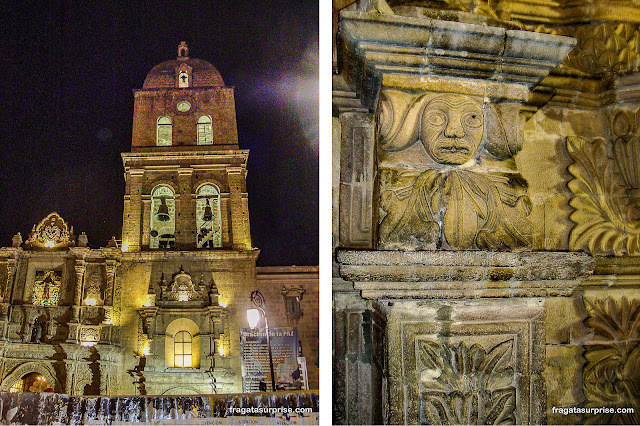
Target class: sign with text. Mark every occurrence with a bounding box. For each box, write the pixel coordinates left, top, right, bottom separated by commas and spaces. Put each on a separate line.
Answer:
240, 327, 302, 392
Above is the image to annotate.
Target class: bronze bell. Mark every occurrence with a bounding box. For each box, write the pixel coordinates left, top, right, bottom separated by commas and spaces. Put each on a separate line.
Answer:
203, 198, 213, 222
155, 197, 171, 222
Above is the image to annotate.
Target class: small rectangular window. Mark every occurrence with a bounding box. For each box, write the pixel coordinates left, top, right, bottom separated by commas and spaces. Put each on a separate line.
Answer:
286, 296, 300, 313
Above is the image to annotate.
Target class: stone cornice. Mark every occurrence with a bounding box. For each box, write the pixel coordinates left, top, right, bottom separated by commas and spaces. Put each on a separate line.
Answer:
337, 250, 594, 299
121, 150, 249, 168
339, 11, 575, 109
121, 248, 260, 263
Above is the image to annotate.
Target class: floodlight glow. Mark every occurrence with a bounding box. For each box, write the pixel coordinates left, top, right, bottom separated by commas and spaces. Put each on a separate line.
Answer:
247, 308, 260, 329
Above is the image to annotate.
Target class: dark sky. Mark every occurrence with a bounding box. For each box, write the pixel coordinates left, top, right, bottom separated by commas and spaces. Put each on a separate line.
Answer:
0, 1, 319, 266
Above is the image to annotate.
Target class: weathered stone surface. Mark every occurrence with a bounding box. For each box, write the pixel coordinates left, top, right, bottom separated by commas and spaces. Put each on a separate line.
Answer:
386, 299, 545, 425
338, 10, 575, 109
338, 250, 593, 298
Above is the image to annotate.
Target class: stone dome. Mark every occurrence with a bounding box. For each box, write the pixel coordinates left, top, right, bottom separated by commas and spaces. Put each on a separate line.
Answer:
143, 44, 225, 89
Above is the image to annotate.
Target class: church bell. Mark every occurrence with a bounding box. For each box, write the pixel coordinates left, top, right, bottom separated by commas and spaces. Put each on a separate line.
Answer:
203, 198, 213, 222
155, 197, 171, 222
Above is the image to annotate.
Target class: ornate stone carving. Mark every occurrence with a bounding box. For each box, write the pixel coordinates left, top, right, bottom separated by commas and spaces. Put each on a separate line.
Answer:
160, 268, 205, 302
79, 325, 100, 346
378, 92, 532, 250
582, 297, 640, 424
562, 23, 640, 76
24, 212, 75, 249
418, 338, 517, 425
84, 269, 103, 305
567, 133, 640, 255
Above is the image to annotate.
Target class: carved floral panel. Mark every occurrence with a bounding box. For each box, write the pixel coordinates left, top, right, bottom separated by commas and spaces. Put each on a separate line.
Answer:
418, 338, 517, 425
377, 90, 532, 251
567, 110, 640, 255
582, 297, 640, 425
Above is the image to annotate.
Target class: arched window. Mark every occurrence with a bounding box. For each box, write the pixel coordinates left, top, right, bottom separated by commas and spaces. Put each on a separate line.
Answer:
197, 116, 213, 145
165, 318, 200, 369
150, 185, 175, 249
174, 331, 192, 368
196, 184, 222, 248
157, 117, 172, 146
178, 70, 189, 88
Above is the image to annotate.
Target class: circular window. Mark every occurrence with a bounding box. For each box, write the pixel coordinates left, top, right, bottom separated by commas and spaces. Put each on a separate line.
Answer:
176, 101, 191, 112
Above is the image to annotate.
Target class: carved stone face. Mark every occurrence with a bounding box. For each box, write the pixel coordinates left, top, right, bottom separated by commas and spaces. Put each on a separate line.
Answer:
421, 95, 484, 165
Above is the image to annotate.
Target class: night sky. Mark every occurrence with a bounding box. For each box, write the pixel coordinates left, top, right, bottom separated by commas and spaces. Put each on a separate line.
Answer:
0, 1, 319, 266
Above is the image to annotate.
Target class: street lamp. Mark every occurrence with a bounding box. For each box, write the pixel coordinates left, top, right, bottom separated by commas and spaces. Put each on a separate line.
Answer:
247, 290, 276, 392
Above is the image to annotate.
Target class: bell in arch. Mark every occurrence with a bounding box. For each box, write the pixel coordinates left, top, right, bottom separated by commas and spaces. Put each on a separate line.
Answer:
203, 198, 213, 222
155, 197, 171, 222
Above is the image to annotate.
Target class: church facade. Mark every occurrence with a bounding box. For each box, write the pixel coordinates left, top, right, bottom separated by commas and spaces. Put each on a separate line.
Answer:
0, 43, 318, 396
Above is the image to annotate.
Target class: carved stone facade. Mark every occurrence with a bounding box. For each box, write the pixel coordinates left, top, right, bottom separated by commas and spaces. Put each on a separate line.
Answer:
0, 44, 318, 398
334, 0, 640, 424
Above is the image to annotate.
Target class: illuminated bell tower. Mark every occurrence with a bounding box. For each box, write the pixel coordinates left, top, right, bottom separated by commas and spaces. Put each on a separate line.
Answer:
121, 42, 251, 251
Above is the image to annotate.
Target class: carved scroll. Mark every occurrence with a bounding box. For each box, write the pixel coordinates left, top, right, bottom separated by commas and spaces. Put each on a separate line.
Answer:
378, 92, 532, 251
418, 339, 517, 425
582, 297, 640, 424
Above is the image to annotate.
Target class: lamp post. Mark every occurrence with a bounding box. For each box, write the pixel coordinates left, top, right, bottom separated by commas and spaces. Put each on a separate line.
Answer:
247, 290, 276, 392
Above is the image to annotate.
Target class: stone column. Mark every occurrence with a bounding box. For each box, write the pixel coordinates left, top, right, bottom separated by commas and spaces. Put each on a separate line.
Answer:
122, 169, 145, 251
104, 260, 117, 306
0, 259, 17, 320
2, 259, 17, 304
226, 167, 251, 250
176, 168, 194, 249
334, 10, 576, 425
72, 261, 86, 323
141, 198, 151, 248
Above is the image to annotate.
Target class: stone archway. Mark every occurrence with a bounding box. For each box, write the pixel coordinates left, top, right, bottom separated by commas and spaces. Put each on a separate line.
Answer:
0, 362, 60, 393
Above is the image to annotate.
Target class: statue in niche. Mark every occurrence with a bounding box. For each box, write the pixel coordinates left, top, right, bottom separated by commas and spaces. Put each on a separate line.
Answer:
378, 93, 532, 250
30, 318, 45, 343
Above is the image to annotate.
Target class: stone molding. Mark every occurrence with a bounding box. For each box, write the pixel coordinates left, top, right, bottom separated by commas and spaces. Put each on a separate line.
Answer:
338, 11, 575, 109
338, 250, 593, 299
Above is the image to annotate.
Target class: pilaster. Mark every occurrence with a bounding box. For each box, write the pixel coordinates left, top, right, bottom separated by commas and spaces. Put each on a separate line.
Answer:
122, 169, 145, 251
226, 167, 251, 250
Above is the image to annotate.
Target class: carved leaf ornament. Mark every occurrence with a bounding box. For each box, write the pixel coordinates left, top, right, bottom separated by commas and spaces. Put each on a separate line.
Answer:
418, 339, 516, 425
381, 169, 531, 250
567, 136, 640, 255
583, 298, 640, 424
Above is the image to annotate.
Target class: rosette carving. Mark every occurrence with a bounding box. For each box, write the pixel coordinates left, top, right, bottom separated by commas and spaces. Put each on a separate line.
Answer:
418, 339, 517, 425
582, 297, 640, 424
